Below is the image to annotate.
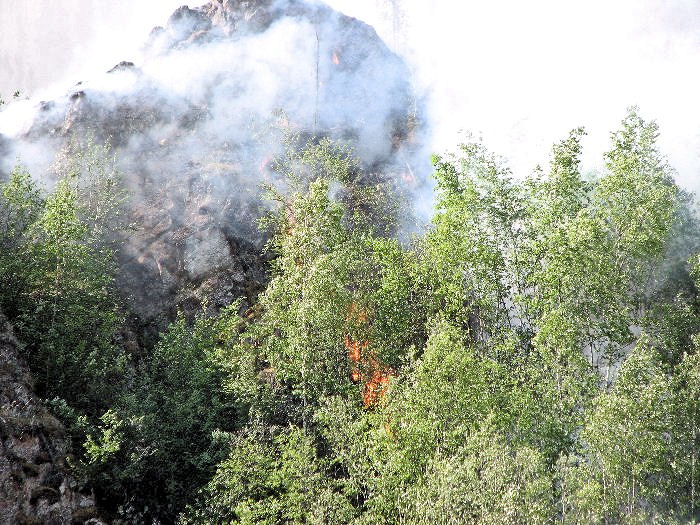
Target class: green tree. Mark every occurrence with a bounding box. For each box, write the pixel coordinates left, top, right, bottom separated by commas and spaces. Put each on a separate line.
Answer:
426, 141, 521, 343
182, 426, 355, 524
562, 336, 680, 523
407, 423, 554, 525
83, 307, 243, 522
0, 139, 128, 415
242, 138, 424, 426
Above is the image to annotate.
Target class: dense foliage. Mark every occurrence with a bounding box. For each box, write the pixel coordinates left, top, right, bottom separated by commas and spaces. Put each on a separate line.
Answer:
0, 139, 127, 415
2, 109, 700, 524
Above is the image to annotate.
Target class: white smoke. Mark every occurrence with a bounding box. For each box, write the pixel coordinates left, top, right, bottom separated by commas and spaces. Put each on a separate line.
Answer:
326, 0, 700, 188
1, 0, 423, 187
1, 0, 696, 328
3, 0, 699, 187
0, 0, 427, 322
0, 0, 185, 97
3, 0, 697, 207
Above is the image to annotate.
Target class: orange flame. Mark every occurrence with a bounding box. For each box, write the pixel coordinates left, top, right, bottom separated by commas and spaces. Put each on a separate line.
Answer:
344, 303, 395, 408
345, 336, 365, 363
400, 163, 417, 185
332, 51, 340, 65
363, 368, 396, 407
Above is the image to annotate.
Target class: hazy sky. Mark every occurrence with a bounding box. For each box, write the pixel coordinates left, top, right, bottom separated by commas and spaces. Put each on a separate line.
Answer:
1, 0, 699, 186
0, 0, 184, 96
329, 0, 700, 187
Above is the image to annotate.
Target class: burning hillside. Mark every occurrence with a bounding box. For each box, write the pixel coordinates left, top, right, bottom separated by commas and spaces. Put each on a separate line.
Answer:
0, 0, 424, 338
3, 2, 698, 521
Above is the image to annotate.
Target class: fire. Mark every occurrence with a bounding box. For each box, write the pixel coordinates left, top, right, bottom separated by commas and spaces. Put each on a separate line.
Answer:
345, 303, 396, 408
345, 336, 365, 363
332, 51, 340, 65
363, 368, 396, 407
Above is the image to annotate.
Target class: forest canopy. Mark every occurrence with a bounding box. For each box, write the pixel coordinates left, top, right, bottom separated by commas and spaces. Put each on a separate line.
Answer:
1, 109, 700, 524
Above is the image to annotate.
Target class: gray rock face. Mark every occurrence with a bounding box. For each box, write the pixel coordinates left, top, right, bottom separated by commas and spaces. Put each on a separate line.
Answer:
0, 309, 102, 525
184, 228, 234, 280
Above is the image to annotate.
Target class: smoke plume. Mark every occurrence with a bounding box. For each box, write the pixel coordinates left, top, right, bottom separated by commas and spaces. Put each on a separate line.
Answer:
0, 0, 427, 332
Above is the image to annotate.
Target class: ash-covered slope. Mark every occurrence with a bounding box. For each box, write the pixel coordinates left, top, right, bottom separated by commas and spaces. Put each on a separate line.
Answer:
0, 309, 102, 525
0, 0, 423, 335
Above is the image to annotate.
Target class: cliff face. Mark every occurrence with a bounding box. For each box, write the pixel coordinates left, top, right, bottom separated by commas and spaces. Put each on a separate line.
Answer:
0, 310, 101, 525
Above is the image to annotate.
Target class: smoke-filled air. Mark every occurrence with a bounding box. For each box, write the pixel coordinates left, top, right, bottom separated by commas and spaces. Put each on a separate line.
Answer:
0, 1, 699, 524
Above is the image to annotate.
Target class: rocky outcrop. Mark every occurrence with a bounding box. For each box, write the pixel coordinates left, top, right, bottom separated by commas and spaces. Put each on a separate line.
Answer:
1, 0, 422, 343
0, 309, 101, 525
